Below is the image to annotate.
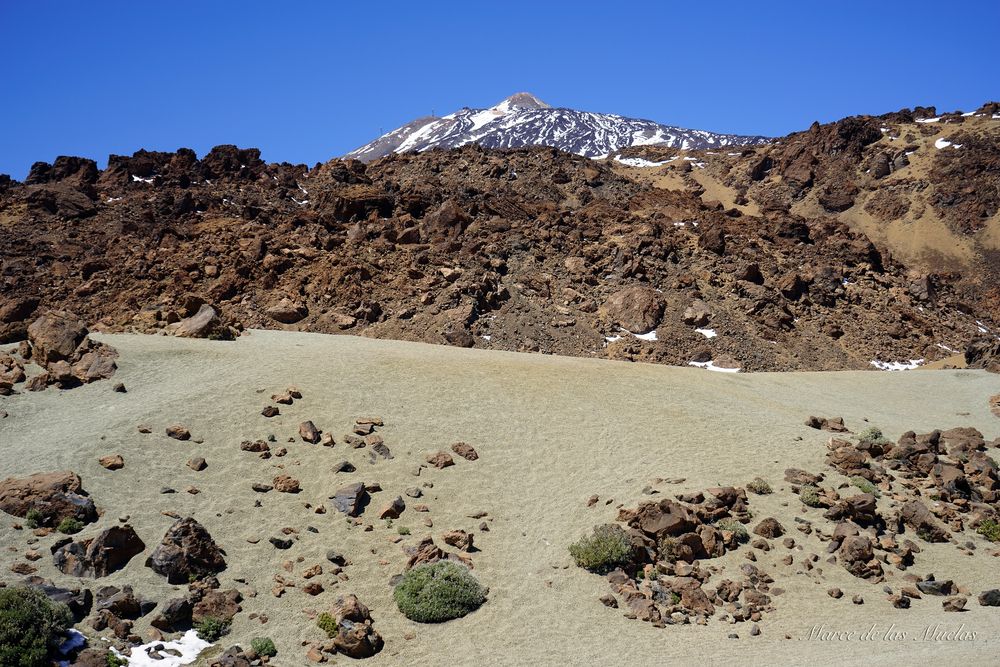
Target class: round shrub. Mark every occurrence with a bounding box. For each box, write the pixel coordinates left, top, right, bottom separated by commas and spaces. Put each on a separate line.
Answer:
715, 518, 749, 543
251, 636, 277, 657
0, 586, 74, 667
393, 561, 487, 623
568, 524, 632, 572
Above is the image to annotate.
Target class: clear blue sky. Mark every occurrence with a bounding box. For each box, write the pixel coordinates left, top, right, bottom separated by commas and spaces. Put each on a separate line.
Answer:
2, 1, 998, 179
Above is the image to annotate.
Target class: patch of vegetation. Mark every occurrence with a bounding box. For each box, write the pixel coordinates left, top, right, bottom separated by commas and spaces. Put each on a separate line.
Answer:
746, 477, 772, 495
849, 476, 880, 496
800, 486, 823, 508
0, 586, 74, 667
657, 536, 682, 563
977, 519, 1000, 542
397, 526, 411, 536
670, 591, 682, 605
568, 524, 632, 572
106, 653, 128, 667
715, 518, 749, 543
56, 517, 84, 534
316, 612, 339, 638
393, 561, 488, 623
194, 617, 230, 642
250, 636, 277, 657
857, 426, 891, 446
25, 509, 42, 529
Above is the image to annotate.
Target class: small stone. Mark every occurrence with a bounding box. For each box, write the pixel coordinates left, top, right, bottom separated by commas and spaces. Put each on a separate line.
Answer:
599, 594, 617, 608
252, 483, 272, 493
379, 497, 405, 520
852, 595, 864, 605
405, 487, 422, 498
333, 460, 356, 473
451, 442, 479, 461
166, 425, 191, 441
299, 421, 321, 444
320, 433, 335, 447
943, 597, 967, 612
187, 457, 207, 471
273, 475, 300, 493
827, 588, 843, 599
262, 406, 279, 418
269, 537, 293, 549
426, 451, 454, 469
113, 382, 127, 393
99, 454, 125, 470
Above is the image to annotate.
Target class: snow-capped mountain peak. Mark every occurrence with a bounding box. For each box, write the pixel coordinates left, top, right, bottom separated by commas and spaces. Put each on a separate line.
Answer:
345, 93, 769, 162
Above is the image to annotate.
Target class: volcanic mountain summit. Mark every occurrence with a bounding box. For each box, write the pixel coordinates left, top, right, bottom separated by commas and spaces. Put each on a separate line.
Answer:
345, 93, 771, 161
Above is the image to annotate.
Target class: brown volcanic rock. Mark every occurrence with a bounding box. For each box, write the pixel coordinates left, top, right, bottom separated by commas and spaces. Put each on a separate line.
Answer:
0, 470, 97, 526
0, 134, 996, 372
600, 286, 665, 335
27, 310, 88, 364
53, 524, 145, 577
145, 517, 226, 584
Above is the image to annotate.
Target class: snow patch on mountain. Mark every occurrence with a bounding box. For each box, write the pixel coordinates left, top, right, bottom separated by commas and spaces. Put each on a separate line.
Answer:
346, 93, 769, 162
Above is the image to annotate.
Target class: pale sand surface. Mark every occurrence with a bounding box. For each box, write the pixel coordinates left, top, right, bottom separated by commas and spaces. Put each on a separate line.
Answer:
1, 330, 999, 666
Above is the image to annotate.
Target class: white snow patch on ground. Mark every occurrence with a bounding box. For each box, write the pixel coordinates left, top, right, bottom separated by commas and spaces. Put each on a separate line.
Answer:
481, 335, 491, 341
916, 117, 941, 123
688, 361, 740, 373
115, 630, 211, 667
604, 335, 622, 343
870, 359, 924, 371
936, 343, 958, 353
633, 330, 658, 341
934, 138, 952, 149
615, 156, 669, 168
131, 175, 154, 184
695, 328, 717, 339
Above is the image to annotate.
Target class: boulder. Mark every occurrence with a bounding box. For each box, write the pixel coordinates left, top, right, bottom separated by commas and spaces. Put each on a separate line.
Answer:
150, 597, 193, 631
174, 304, 223, 338
752, 518, 785, 539
600, 286, 665, 335
682, 300, 712, 327
266, 297, 308, 324
53, 524, 145, 577
378, 496, 405, 519
145, 517, 226, 584
26, 310, 87, 364
192, 589, 242, 623
0, 471, 97, 526
331, 482, 369, 516
329, 595, 383, 658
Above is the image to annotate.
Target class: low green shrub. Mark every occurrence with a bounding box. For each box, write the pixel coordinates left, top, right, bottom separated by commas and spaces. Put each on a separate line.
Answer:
849, 476, 879, 496
106, 653, 128, 667
747, 478, 772, 495
715, 518, 749, 543
316, 612, 338, 638
194, 617, 229, 642
397, 526, 411, 535
0, 586, 74, 667
393, 561, 487, 623
57, 517, 84, 534
977, 519, 1000, 542
568, 524, 632, 572
857, 426, 890, 445
800, 486, 823, 508
25, 509, 42, 529
250, 636, 277, 657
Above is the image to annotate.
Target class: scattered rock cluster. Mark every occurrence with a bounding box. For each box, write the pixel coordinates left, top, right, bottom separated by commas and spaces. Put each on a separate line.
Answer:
0, 310, 117, 394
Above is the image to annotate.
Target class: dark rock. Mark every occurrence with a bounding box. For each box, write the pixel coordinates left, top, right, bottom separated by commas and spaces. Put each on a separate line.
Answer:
145, 517, 226, 584
53, 524, 145, 577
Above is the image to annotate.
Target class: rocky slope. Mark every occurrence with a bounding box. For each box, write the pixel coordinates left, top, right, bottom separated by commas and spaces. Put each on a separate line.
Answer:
1, 104, 998, 372
345, 93, 770, 162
